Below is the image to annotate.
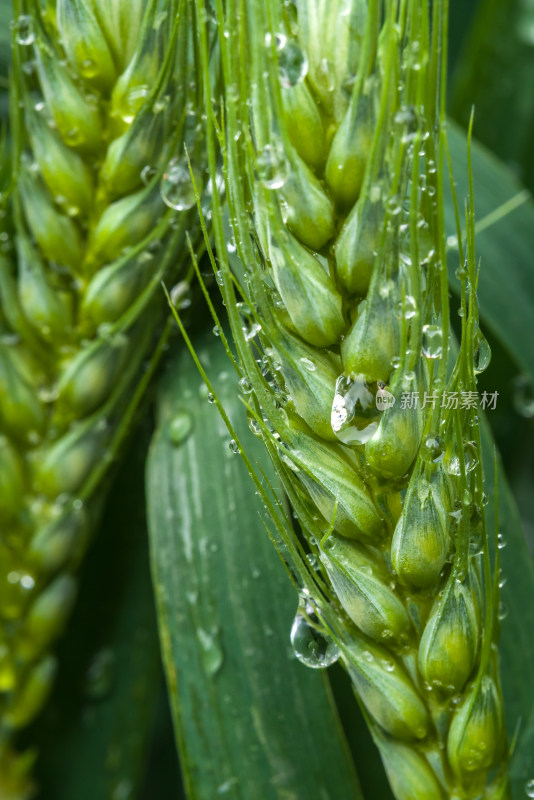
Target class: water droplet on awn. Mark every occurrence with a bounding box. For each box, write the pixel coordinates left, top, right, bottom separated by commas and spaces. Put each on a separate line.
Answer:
473, 330, 491, 374
422, 324, 443, 359
290, 594, 340, 669
447, 441, 478, 476
395, 295, 417, 320
161, 158, 201, 211
13, 15, 35, 45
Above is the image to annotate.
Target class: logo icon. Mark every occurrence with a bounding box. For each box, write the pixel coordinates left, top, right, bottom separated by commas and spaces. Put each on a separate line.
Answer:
376, 382, 395, 411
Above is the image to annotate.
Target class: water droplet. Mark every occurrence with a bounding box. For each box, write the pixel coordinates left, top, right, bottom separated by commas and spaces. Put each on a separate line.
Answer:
85, 648, 116, 700
330, 374, 380, 444
169, 280, 192, 310
197, 627, 224, 676
13, 15, 35, 45
513, 375, 534, 418
169, 411, 193, 446
243, 321, 262, 341
212, 324, 222, 337
394, 295, 417, 320
290, 595, 340, 669
247, 413, 262, 436
228, 439, 240, 454
498, 602, 508, 620
469, 528, 484, 556
422, 324, 443, 359
239, 376, 253, 394
306, 553, 319, 571
421, 435, 445, 463
524, 778, 534, 798
497, 533, 506, 550
161, 158, 202, 211
446, 441, 478, 476
255, 142, 288, 189
277, 39, 308, 88
141, 165, 156, 185
473, 330, 491, 374
207, 392, 216, 404
300, 357, 316, 372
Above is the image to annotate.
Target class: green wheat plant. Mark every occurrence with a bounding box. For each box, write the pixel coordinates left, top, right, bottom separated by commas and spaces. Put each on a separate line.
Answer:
0, 0, 532, 797
0, 0, 209, 794
173, 0, 512, 797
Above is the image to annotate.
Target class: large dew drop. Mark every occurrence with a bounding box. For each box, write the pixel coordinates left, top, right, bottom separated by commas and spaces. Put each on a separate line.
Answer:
290, 594, 340, 669
330, 374, 380, 444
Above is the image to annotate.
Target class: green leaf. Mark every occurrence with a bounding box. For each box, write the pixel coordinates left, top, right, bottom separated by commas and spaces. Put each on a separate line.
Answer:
446, 121, 534, 385
27, 428, 163, 800
450, 0, 534, 191
146, 329, 363, 800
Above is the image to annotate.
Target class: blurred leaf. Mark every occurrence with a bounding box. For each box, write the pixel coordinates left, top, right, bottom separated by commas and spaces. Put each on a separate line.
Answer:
448, 0, 481, 78
446, 121, 534, 387
146, 330, 363, 800
28, 428, 163, 800
450, 0, 534, 190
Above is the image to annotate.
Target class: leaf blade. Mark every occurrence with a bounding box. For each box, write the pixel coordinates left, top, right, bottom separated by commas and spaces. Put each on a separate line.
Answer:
146, 330, 363, 800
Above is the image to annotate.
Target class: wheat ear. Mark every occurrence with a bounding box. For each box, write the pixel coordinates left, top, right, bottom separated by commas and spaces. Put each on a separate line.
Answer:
0, 0, 207, 793
190, 0, 509, 797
